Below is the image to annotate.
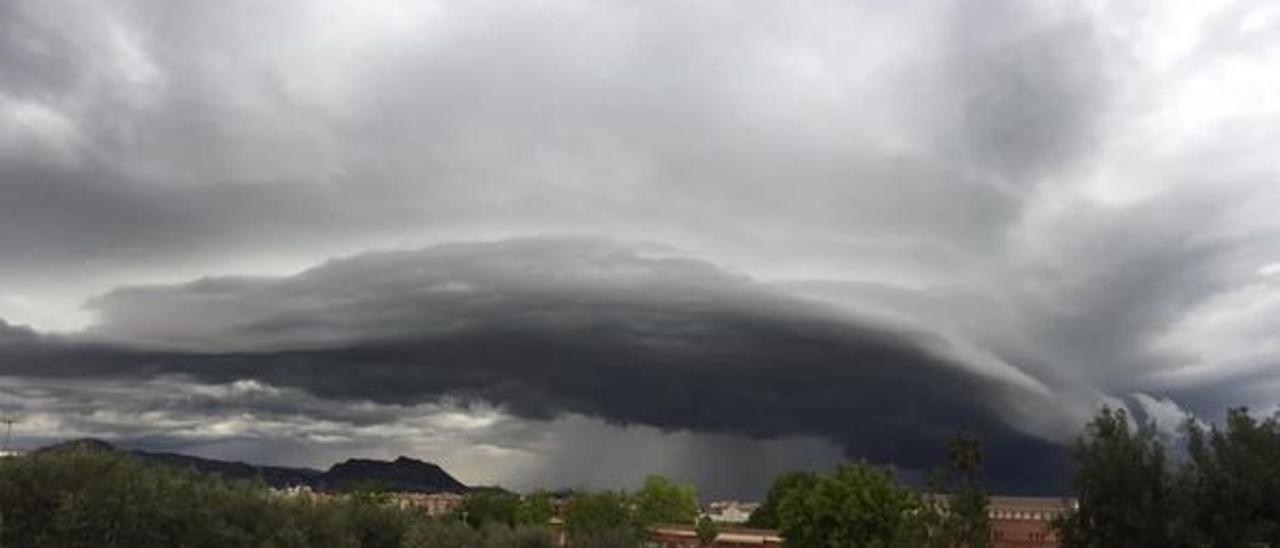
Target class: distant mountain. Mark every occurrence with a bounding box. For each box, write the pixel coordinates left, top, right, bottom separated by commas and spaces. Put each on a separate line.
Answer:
133, 449, 324, 488
35, 439, 467, 493
323, 456, 467, 493
35, 438, 117, 454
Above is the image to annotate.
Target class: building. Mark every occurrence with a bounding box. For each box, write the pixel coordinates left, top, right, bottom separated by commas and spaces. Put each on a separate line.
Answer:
923, 493, 1073, 547
268, 486, 464, 518
987, 496, 1075, 548
705, 501, 760, 524
270, 485, 337, 502
390, 491, 466, 517
648, 524, 783, 547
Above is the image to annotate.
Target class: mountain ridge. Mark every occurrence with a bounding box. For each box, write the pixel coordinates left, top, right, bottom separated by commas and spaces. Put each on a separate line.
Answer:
35, 438, 468, 493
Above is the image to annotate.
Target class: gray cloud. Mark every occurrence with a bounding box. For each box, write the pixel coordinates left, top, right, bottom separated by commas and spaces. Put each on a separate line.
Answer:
0, 374, 847, 498
1, 0, 1279, 494
4, 238, 1068, 492
0, 0, 1117, 285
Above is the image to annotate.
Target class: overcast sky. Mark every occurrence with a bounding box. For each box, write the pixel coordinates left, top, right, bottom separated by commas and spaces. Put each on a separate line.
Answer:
2, 0, 1279, 497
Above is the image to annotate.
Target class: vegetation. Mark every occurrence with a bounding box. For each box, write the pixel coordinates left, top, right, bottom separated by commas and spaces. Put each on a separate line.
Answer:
632, 475, 699, 526
562, 490, 640, 546
695, 515, 719, 547
1055, 405, 1280, 548
1178, 408, 1280, 546
921, 435, 991, 548
746, 471, 817, 529
1054, 406, 1175, 547
513, 489, 555, 527
0, 450, 559, 548
400, 521, 553, 548
0, 449, 416, 548
776, 460, 925, 548
8, 405, 1280, 548
562, 526, 641, 548
458, 489, 520, 528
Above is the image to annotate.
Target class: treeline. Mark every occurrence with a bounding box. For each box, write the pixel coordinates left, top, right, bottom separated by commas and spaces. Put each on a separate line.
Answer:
0, 450, 704, 548
452, 475, 709, 548
745, 406, 1280, 548
1056, 406, 1280, 547
745, 436, 991, 548
3, 405, 1278, 547
0, 449, 434, 548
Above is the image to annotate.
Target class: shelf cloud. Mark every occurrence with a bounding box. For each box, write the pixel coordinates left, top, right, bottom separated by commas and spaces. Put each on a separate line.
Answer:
4, 239, 1071, 491
2, 0, 1278, 494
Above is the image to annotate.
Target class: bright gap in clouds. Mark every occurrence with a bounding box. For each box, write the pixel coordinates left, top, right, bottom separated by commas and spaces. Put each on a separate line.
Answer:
0, 375, 844, 498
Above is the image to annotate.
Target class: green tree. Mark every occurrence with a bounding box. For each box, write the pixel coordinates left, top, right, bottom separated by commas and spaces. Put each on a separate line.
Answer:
777, 460, 924, 548
402, 519, 482, 548
341, 492, 412, 548
695, 515, 719, 547
747, 471, 817, 529
499, 524, 557, 548
514, 489, 555, 526
568, 526, 642, 548
345, 478, 394, 499
942, 435, 990, 548
1054, 406, 1177, 548
633, 475, 699, 526
459, 489, 521, 528
1178, 407, 1280, 547
563, 490, 639, 546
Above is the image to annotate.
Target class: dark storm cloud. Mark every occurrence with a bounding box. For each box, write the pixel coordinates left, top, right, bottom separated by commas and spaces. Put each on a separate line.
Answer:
786, 189, 1265, 422
2, 238, 1066, 490
2, 0, 1279, 492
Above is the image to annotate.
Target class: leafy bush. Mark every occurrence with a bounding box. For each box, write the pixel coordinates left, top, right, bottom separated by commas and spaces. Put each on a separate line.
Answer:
400, 520, 554, 548
457, 489, 521, 528
402, 519, 482, 548
563, 490, 636, 541
564, 525, 642, 548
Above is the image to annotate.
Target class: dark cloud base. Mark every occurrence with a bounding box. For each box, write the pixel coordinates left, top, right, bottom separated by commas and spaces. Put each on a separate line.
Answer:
1, 239, 1068, 493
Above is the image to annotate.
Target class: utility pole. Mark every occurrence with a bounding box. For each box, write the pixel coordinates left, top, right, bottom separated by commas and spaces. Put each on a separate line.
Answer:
1, 413, 16, 454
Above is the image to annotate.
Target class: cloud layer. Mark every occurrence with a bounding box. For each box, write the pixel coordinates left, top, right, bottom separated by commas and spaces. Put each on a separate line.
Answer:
1, 0, 1279, 494
4, 239, 1070, 491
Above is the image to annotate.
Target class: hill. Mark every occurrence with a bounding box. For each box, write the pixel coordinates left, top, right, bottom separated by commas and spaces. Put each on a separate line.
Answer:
35, 438, 467, 493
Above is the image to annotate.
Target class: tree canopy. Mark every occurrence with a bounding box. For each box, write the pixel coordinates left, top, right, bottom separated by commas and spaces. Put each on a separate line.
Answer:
1054, 406, 1178, 547
563, 489, 637, 542
513, 490, 555, 527
777, 460, 924, 548
632, 475, 700, 526
747, 471, 818, 529
0, 449, 558, 548
1177, 407, 1280, 547
1054, 405, 1280, 548
458, 489, 520, 528
938, 435, 990, 548
695, 515, 719, 547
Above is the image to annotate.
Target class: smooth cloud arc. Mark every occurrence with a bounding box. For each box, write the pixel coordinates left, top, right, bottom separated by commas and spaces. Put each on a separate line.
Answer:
4, 238, 1069, 491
